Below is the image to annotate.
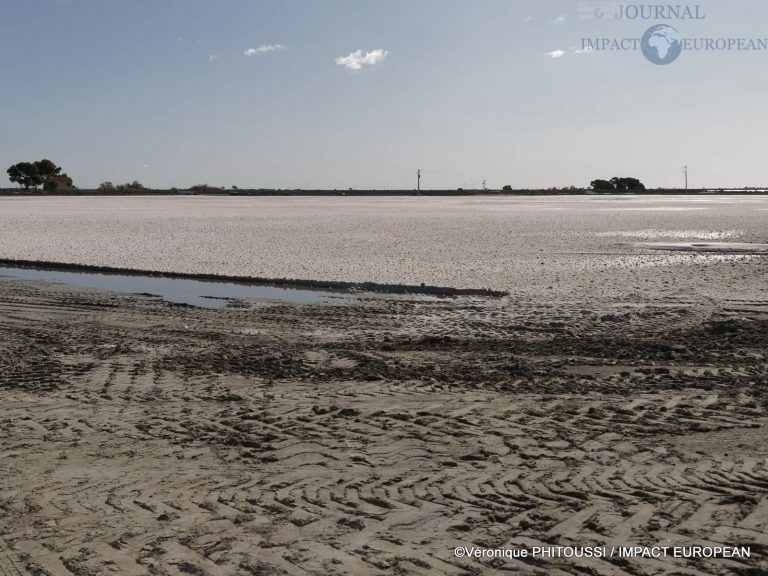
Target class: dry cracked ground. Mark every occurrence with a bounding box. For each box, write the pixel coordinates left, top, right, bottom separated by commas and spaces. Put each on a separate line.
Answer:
0, 276, 767, 576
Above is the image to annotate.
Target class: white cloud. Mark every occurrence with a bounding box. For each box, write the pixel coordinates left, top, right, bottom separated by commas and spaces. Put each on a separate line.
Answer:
335, 49, 390, 71
544, 49, 566, 59
209, 54, 219, 62
523, 16, 533, 23
573, 47, 595, 55
244, 44, 286, 57
553, 14, 566, 25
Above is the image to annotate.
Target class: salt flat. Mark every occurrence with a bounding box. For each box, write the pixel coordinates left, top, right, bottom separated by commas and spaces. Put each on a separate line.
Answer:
0, 195, 766, 296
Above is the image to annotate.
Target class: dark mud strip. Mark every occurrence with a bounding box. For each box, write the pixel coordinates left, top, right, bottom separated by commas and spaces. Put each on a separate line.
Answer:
0, 258, 508, 298
636, 242, 768, 254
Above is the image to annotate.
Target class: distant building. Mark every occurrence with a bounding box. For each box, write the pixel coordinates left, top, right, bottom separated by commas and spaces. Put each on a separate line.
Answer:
44, 174, 74, 191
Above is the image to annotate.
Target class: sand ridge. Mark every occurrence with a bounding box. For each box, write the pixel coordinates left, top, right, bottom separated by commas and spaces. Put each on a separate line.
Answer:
0, 264, 766, 575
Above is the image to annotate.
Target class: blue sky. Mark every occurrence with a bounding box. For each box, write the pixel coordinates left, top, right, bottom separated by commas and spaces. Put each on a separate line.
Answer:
1, 0, 767, 189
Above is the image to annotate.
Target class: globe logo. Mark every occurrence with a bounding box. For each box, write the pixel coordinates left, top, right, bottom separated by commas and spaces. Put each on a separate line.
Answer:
641, 24, 683, 65
594, 8, 605, 18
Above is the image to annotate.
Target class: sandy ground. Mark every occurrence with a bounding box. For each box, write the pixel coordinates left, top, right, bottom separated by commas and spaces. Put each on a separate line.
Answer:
1, 195, 767, 575
1, 241, 767, 575
0, 195, 766, 293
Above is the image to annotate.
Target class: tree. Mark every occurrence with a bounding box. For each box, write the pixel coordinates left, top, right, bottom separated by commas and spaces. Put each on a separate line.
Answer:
590, 179, 614, 191
7, 159, 66, 189
99, 182, 116, 191
622, 177, 645, 191
35, 159, 62, 179
591, 177, 645, 192
610, 177, 645, 191
7, 162, 43, 189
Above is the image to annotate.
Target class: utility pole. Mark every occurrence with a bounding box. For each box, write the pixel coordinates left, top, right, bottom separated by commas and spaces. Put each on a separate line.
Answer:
684, 165, 688, 191
482, 179, 487, 191
417, 169, 421, 192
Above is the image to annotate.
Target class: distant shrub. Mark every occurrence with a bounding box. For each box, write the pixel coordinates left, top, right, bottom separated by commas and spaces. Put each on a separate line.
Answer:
190, 184, 218, 192
99, 181, 116, 191
113, 181, 145, 191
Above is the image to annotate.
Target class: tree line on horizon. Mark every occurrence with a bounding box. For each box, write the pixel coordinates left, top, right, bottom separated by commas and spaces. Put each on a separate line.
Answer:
98, 181, 145, 191
0, 164, 667, 193
4, 160, 151, 192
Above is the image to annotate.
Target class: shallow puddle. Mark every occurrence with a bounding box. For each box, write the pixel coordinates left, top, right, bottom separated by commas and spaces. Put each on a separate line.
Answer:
0, 266, 356, 309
